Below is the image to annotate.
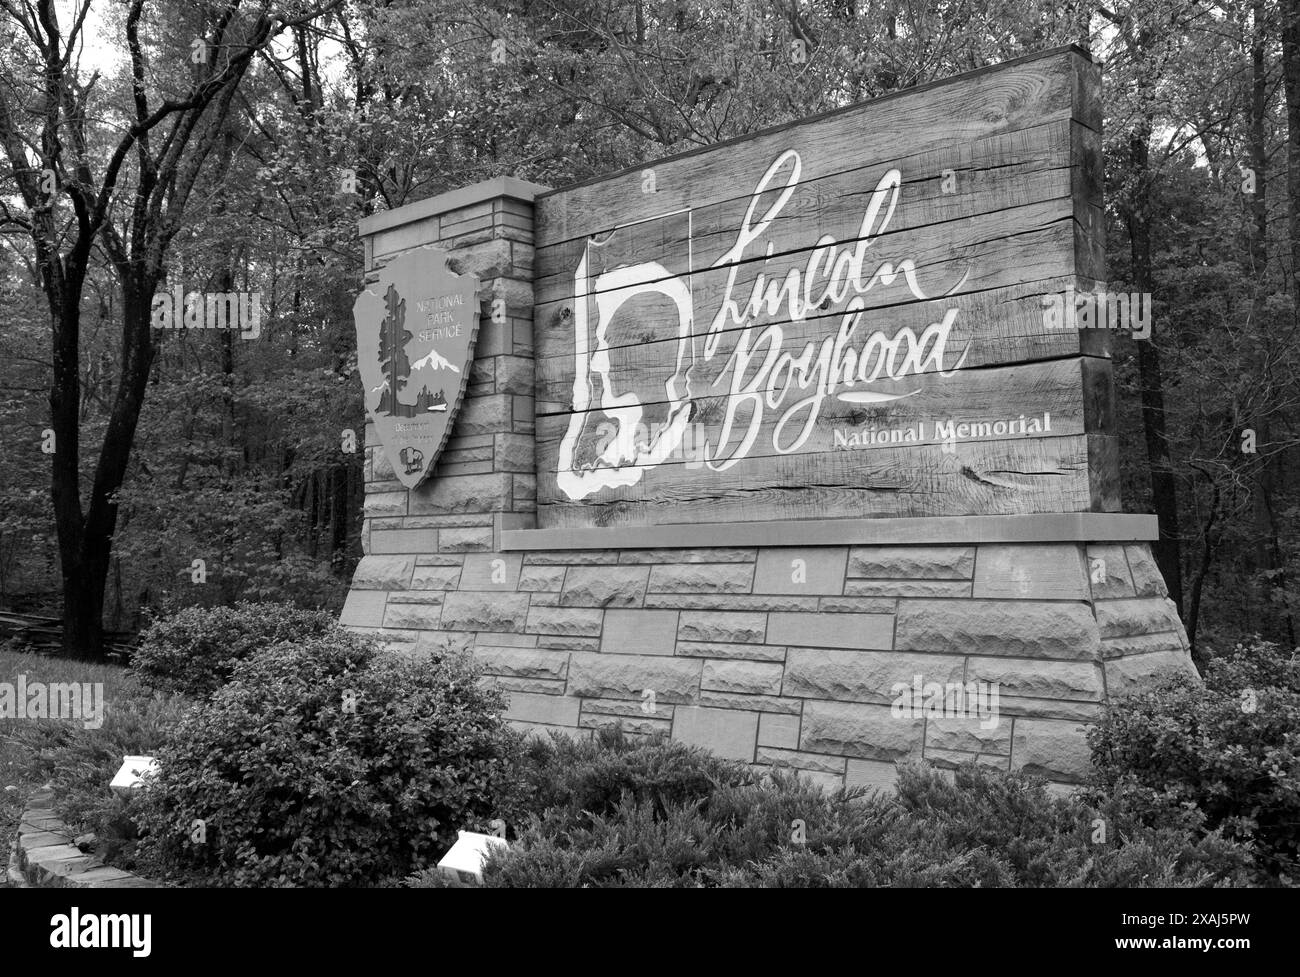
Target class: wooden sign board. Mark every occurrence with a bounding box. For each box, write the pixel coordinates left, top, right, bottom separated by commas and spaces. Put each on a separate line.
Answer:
534, 46, 1112, 529
354, 246, 480, 489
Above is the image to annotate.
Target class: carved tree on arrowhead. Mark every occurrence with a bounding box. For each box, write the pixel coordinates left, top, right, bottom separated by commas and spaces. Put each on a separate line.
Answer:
375, 283, 416, 417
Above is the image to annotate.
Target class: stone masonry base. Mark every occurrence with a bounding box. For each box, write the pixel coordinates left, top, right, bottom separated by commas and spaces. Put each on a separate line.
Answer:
342, 532, 1196, 790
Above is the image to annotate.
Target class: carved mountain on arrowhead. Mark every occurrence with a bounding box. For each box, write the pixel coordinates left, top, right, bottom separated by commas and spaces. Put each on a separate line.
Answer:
411, 348, 460, 373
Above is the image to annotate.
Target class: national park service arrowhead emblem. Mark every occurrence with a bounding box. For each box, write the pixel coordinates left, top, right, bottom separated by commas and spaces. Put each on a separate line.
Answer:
353, 246, 481, 489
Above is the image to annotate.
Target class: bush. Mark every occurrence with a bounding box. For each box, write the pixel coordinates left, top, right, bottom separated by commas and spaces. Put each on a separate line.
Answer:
1088, 636, 1300, 881
131, 601, 338, 698
514, 726, 756, 822
136, 631, 522, 887
406, 733, 1257, 888
2, 664, 187, 872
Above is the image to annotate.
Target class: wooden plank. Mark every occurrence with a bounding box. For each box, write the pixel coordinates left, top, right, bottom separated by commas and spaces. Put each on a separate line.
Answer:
535, 278, 1109, 413
537, 434, 1111, 527
534, 119, 1096, 302
537, 52, 1088, 246
538, 357, 1103, 479
536, 197, 1079, 356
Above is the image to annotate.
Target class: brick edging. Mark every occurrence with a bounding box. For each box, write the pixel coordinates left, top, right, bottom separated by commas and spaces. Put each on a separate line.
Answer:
13, 786, 163, 888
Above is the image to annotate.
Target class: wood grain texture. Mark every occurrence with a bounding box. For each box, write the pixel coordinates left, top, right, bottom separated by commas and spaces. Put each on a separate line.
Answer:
533, 48, 1107, 528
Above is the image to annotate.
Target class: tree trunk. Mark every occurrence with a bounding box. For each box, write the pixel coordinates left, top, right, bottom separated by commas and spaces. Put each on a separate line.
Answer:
1125, 127, 1185, 614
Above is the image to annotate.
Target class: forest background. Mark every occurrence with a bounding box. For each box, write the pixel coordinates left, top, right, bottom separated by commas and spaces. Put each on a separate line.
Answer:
1, 0, 1294, 662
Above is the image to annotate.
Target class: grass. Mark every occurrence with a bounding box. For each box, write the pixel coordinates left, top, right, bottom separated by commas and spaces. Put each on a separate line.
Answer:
0, 646, 142, 887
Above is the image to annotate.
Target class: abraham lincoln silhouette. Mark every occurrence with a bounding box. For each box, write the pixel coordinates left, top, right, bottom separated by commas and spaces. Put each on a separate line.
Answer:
556, 241, 696, 500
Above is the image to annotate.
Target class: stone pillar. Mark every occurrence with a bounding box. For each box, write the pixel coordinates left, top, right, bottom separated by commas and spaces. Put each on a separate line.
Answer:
342, 177, 548, 649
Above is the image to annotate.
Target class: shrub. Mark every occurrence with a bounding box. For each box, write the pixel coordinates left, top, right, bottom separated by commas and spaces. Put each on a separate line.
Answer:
1088, 637, 1300, 881
135, 631, 522, 887
513, 726, 756, 822
407, 733, 1257, 888
2, 666, 188, 872
131, 601, 338, 698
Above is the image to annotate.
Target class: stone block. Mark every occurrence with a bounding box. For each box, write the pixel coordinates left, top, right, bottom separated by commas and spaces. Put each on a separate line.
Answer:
1104, 650, 1199, 697
648, 563, 754, 594
675, 640, 786, 662
895, 600, 1100, 660
518, 565, 566, 592
678, 611, 766, 643
994, 695, 1103, 722
1124, 544, 1169, 597
1095, 597, 1185, 641
766, 612, 893, 650
844, 758, 899, 792
701, 660, 784, 695
438, 526, 494, 552
758, 712, 801, 749
580, 713, 672, 736
601, 609, 678, 656
972, 544, 1087, 599
460, 553, 523, 590
583, 697, 676, 721
492, 676, 567, 695
566, 653, 701, 703
363, 491, 408, 518
370, 528, 440, 554
537, 635, 601, 651
925, 749, 1010, 771
495, 432, 535, 471
410, 564, 462, 590
1101, 631, 1187, 660
752, 548, 848, 595
1011, 718, 1092, 783
646, 594, 818, 611
456, 393, 513, 436
925, 715, 1012, 754
965, 657, 1104, 702
474, 631, 536, 647
844, 579, 971, 598
1086, 544, 1136, 600
800, 701, 925, 761
473, 647, 569, 680
351, 556, 414, 591
818, 597, 895, 614
340, 590, 388, 628
382, 603, 443, 629
496, 355, 535, 396
672, 706, 759, 761
756, 747, 846, 774
562, 566, 650, 607
848, 546, 974, 579
505, 691, 580, 727
783, 649, 964, 704
440, 591, 530, 632
408, 472, 512, 515
698, 692, 802, 714
525, 606, 604, 636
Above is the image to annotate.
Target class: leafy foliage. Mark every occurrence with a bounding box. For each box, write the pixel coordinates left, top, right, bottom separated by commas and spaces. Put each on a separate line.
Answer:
1088, 636, 1300, 879
131, 601, 339, 698
133, 633, 521, 887
406, 730, 1262, 888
